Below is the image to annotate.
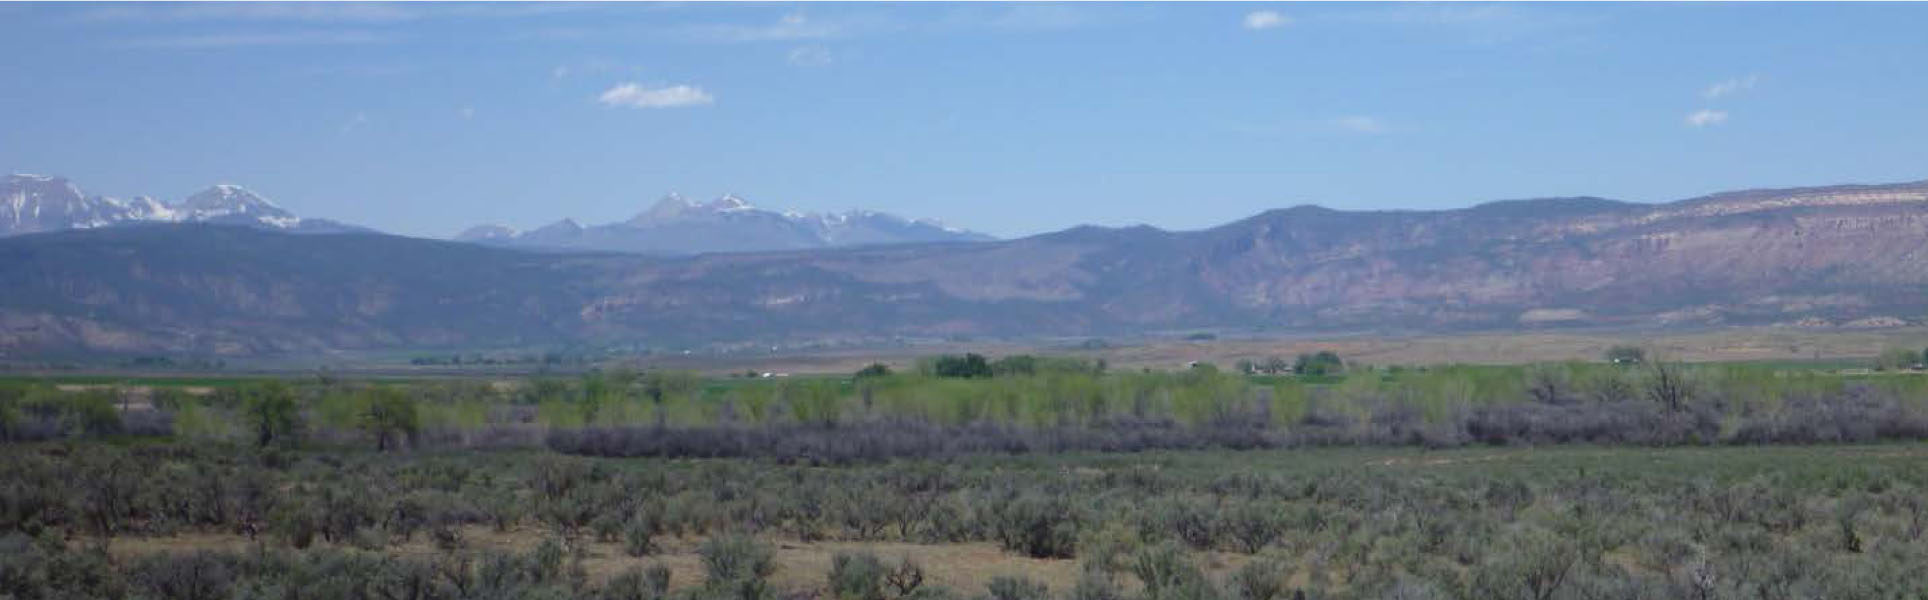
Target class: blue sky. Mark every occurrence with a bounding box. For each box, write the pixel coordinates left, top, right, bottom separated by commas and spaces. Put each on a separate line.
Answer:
3, 2, 1926, 239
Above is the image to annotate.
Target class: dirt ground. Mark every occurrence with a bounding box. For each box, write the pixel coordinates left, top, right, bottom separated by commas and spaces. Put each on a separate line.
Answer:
106, 528, 1259, 593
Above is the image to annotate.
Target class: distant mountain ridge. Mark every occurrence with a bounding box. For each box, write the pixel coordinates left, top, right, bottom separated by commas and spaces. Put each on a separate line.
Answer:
6, 173, 987, 256
1, 174, 361, 236
456, 193, 994, 255
4, 178, 1928, 356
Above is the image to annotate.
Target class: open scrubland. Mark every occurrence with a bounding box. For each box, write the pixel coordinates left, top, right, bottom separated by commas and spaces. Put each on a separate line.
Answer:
4, 356, 1928, 599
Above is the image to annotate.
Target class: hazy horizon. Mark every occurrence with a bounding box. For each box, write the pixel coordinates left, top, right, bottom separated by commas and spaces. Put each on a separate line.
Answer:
5, 2, 1927, 238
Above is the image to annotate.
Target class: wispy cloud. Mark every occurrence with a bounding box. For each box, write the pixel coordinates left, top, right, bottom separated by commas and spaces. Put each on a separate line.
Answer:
1334, 116, 1389, 134
1702, 75, 1759, 100
787, 46, 834, 67
119, 30, 394, 49
458, 107, 477, 120
1684, 109, 1728, 128
1243, 11, 1291, 31
597, 84, 715, 109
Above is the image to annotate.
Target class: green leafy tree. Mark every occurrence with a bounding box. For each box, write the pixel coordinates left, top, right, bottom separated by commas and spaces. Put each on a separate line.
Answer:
1605, 345, 1646, 365
0, 390, 20, 441
240, 380, 303, 448
854, 363, 893, 379
1875, 347, 1922, 371
66, 391, 124, 437
1292, 351, 1345, 376
1262, 356, 1291, 375
930, 354, 993, 378
642, 370, 700, 403
641, 370, 701, 427
358, 388, 420, 451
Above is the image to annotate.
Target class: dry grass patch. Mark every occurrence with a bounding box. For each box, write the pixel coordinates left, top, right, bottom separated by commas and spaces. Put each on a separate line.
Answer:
105, 528, 1118, 594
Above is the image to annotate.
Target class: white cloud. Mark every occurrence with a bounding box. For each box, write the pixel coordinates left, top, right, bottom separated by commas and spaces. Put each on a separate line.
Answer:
787, 46, 834, 67
1702, 75, 1758, 100
1684, 109, 1728, 128
1334, 116, 1388, 134
597, 84, 714, 109
1244, 11, 1291, 30
458, 107, 476, 119
119, 30, 393, 49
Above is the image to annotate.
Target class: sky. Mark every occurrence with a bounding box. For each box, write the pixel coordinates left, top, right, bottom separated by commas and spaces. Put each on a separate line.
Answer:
3, 2, 1927, 239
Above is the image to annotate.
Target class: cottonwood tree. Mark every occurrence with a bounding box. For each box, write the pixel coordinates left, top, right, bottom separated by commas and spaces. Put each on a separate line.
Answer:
641, 370, 700, 427
358, 388, 420, 451
241, 381, 302, 448
1605, 345, 1646, 365
1525, 364, 1571, 405
1644, 360, 1692, 412
1293, 352, 1344, 376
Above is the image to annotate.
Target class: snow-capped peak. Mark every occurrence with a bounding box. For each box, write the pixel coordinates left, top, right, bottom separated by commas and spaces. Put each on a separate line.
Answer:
182, 184, 286, 213
1, 175, 328, 234
5, 173, 112, 231
634, 193, 698, 223
707, 194, 754, 212
453, 189, 993, 253
4, 173, 83, 200
535, 218, 584, 234
124, 195, 177, 221
455, 223, 520, 241
177, 184, 298, 228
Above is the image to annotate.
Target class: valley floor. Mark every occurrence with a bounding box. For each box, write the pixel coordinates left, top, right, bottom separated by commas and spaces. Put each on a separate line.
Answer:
16, 443, 1927, 599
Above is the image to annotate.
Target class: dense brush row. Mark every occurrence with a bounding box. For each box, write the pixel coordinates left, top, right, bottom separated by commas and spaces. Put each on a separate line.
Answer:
2, 442, 1926, 599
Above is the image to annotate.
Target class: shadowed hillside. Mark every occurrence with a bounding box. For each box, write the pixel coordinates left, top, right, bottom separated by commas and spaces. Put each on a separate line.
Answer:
3, 180, 1927, 355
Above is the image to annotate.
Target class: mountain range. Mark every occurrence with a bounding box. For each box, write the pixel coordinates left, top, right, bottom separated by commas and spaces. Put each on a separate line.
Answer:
4, 174, 991, 255
3, 178, 1927, 356
2, 174, 362, 236
455, 193, 992, 254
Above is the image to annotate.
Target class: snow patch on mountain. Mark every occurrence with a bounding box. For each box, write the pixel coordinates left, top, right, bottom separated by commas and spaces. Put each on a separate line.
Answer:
462, 193, 993, 255
1, 174, 356, 237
